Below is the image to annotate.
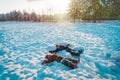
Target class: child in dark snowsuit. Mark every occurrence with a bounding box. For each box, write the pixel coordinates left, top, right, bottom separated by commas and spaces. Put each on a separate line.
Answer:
49, 44, 84, 57
41, 53, 80, 69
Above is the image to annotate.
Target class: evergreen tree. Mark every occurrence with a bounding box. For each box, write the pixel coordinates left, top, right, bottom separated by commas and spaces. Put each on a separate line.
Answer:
68, 0, 120, 21
108, 0, 120, 19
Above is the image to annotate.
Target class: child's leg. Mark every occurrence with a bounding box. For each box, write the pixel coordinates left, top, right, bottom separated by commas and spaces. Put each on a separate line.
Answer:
66, 48, 84, 57
65, 58, 79, 63
66, 48, 80, 56
61, 58, 78, 69
66, 47, 72, 53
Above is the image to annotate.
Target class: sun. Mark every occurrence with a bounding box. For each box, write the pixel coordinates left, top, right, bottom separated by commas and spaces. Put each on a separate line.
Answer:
27, 0, 70, 14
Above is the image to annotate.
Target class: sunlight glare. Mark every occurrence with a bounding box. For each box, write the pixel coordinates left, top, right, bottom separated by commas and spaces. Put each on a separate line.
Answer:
27, 0, 70, 14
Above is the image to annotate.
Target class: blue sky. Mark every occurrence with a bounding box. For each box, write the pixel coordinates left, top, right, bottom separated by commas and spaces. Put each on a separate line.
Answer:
0, 0, 70, 14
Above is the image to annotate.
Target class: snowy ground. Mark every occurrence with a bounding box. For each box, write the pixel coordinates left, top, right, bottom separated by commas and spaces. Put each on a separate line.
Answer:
0, 21, 120, 80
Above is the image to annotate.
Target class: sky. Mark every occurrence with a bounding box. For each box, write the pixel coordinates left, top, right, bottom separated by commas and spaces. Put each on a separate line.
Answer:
0, 0, 70, 14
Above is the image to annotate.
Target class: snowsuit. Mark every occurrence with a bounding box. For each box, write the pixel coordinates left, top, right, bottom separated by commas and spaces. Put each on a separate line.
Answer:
42, 54, 79, 69
49, 44, 83, 57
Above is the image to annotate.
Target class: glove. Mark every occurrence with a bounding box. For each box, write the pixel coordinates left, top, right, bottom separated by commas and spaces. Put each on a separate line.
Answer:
49, 50, 54, 53
66, 44, 70, 48
41, 62, 45, 65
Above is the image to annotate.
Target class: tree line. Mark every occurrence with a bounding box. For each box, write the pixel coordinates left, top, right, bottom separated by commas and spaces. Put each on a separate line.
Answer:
68, 0, 120, 22
1, 0, 119, 22
0, 10, 56, 22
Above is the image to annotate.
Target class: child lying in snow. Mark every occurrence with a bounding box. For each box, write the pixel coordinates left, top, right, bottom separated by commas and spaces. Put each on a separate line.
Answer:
41, 53, 80, 69
49, 44, 84, 57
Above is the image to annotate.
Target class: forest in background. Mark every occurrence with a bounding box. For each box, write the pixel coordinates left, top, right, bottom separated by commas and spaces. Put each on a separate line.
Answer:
0, 10, 68, 22
68, 0, 120, 22
0, 0, 120, 22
